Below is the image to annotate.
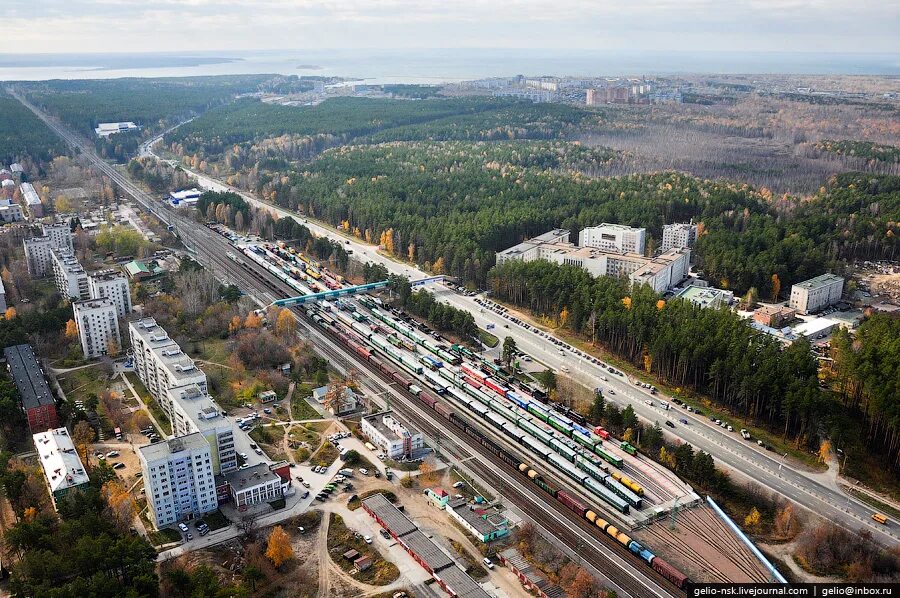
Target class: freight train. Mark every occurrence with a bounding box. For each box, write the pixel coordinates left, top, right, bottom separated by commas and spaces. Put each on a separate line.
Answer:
319, 312, 689, 591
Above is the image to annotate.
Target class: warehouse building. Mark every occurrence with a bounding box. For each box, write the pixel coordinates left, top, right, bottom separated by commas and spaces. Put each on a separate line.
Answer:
789, 273, 844, 314
33, 427, 89, 510
3, 344, 58, 432
73, 298, 121, 359
579, 223, 646, 254
499, 548, 566, 598
95, 122, 139, 137
140, 433, 218, 528
361, 410, 423, 459
362, 493, 490, 598
445, 498, 510, 543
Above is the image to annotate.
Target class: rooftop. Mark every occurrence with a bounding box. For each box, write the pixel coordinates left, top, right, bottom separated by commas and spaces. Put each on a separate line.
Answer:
362, 493, 418, 537
224, 463, 279, 490
90, 268, 127, 282
73, 297, 115, 312
450, 503, 508, 536
129, 318, 179, 350
168, 384, 227, 432
33, 428, 89, 493
363, 411, 418, 441
20, 182, 41, 206
401, 530, 454, 572
3, 344, 55, 411
675, 285, 732, 308
436, 565, 491, 598
140, 432, 210, 462
793, 273, 844, 290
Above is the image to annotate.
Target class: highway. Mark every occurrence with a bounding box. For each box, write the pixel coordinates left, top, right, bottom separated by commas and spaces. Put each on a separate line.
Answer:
14, 92, 681, 598
128, 127, 900, 548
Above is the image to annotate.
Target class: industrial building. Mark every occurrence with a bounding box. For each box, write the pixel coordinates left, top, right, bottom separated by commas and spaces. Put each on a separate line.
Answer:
3, 344, 58, 433
579, 223, 646, 255
361, 410, 423, 459
95, 122, 140, 137
72, 298, 121, 359
499, 548, 566, 598
661, 222, 698, 252
362, 493, 490, 598
497, 229, 690, 294
445, 498, 510, 543
789, 273, 845, 314
140, 434, 218, 528
33, 428, 89, 510
168, 188, 203, 207
88, 269, 132, 317
129, 318, 208, 402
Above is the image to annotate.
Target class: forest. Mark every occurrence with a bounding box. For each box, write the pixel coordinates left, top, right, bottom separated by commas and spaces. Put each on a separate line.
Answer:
22, 75, 273, 137
814, 140, 900, 165
487, 259, 831, 453
0, 92, 66, 166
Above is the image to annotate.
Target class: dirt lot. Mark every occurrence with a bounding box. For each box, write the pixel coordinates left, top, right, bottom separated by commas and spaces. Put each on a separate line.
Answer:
88, 441, 144, 488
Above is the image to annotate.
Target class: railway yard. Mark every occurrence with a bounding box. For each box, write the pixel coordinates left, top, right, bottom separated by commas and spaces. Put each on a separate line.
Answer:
218, 229, 771, 587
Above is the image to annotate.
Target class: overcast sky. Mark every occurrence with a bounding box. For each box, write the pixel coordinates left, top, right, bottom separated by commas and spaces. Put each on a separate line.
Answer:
4, 0, 899, 54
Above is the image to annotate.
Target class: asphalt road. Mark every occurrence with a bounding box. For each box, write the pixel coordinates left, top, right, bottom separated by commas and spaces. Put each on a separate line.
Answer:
137, 138, 900, 548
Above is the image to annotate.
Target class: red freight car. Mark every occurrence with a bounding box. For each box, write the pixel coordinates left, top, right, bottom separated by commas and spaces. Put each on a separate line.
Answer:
652, 557, 688, 589
557, 490, 589, 518
434, 402, 453, 420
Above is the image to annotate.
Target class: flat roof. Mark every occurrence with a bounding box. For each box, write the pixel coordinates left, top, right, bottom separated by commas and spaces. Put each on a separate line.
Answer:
89, 269, 127, 282
435, 565, 491, 598
129, 318, 179, 351
20, 183, 41, 206
363, 411, 418, 441
401, 530, 454, 572
3, 344, 54, 411
450, 504, 507, 536
362, 493, 418, 537
33, 428, 89, 493
793, 273, 844, 290
73, 298, 115, 312
675, 286, 730, 307
168, 383, 227, 432
140, 432, 210, 462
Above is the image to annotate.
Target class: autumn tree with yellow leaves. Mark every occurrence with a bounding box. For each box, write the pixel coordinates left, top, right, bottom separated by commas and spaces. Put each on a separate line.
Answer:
265, 526, 293, 568
65, 319, 79, 340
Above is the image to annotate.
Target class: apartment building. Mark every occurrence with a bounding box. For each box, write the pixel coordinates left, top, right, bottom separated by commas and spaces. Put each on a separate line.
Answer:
166, 383, 237, 474
661, 222, 698, 252
579, 223, 646, 255
129, 318, 207, 401
0, 277, 6, 313
44, 223, 74, 252
139, 434, 218, 528
20, 183, 43, 218
73, 298, 121, 359
497, 229, 690, 294
3, 344, 58, 432
789, 273, 845, 314
51, 248, 90, 300
0, 198, 24, 222
33, 428, 89, 510
88, 269, 132, 317
361, 410, 423, 459
23, 236, 53, 277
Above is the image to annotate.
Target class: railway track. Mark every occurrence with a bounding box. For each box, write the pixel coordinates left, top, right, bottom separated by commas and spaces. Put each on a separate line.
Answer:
18, 93, 681, 598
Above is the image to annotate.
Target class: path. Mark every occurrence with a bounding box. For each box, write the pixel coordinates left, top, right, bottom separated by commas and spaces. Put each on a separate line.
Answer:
48, 362, 99, 374
119, 372, 170, 439
193, 358, 235, 370
317, 514, 332, 597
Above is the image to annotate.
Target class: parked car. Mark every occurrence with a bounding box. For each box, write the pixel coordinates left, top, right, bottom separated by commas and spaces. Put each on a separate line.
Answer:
364, 535, 372, 544
178, 523, 189, 533
483, 557, 494, 570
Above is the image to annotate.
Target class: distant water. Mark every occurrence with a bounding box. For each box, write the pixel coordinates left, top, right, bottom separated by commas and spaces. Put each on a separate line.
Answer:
0, 49, 897, 82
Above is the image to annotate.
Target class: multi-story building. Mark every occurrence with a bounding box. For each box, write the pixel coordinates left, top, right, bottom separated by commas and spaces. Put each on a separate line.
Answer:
579, 224, 646, 255
72, 298, 121, 359
0, 277, 6, 313
361, 411, 423, 459
789, 274, 844, 314
661, 222, 698, 252
43, 223, 74, 252
223, 463, 284, 508
23, 236, 53, 277
497, 230, 690, 294
22, 224, 74, 277
51, 248, 90, 300
3, 344, 58, 432
33, 428, 89, 510
95, 122, 139, 137
166, 383, 237, 474
129, 318, 207, 401
139, 434, 218, 528
88, 269, 131, 317
0, 198, 24, 222
20, 183, 43, 218
753, 305, 797, 328
674, 286, 734, 310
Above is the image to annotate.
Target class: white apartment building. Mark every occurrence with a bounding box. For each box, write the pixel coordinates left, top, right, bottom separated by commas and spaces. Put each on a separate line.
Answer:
0, 278, 6, 313
20, 183, 42, 218
498, 229, 690, 294
23, 225, 74, 277
73, 298, 121, 359
33, 427, 90, 510
88, 269, 131, 317
0, 198, 24, 222
23, 236, 53, 277
661, 222, 698, 252
129, 318, 207, 401
789, 273, 845, 314
139, 434, 218, 528
43, 223, 74, 252
50, 248, 89, 300
579, 224, 646, 255
166, 383, 237, 474
361, 411, 423, 459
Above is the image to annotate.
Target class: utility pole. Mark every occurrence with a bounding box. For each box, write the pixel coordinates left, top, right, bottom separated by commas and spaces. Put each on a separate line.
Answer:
670, 498, 679, 530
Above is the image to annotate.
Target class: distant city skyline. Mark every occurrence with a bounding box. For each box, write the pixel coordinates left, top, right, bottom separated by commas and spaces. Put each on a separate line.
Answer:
5, 1, 899, 55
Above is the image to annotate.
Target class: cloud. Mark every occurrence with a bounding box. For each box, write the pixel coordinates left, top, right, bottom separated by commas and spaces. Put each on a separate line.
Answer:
2, 0, 898, 54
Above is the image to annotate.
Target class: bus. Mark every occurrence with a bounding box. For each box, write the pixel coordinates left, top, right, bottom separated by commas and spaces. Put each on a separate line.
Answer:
872, 513, 889, 525
364, 442, 377, 452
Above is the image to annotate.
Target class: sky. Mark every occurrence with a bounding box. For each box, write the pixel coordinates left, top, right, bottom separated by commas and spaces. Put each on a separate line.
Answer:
3, 0, 899, 55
